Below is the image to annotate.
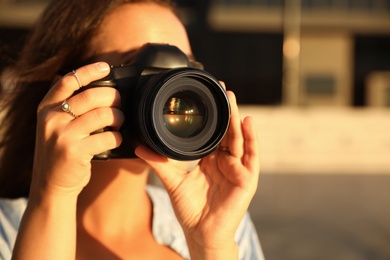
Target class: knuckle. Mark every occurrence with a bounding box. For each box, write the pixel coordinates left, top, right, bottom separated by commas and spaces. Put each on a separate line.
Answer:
37, 101, 45, 114
40, 112, 55, 128
37, 108, 58, 133
36, 106, 47, 120
60, 74, 75, 87
37, 98, 54, 117
56, 132, 78, 159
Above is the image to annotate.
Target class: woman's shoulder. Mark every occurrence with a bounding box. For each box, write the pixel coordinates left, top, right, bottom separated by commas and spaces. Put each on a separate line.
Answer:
0, 197, 28, 260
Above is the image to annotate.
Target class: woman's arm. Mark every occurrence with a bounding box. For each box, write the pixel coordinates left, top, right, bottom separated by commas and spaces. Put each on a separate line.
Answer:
12, 190, 79, 259
12, 62, 123, 259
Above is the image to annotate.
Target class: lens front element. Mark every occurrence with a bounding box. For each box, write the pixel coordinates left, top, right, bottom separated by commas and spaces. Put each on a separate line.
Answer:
163, 91, 206, 138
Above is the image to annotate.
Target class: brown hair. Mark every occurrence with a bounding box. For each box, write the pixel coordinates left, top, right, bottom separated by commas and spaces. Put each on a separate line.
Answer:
0, 0, 174, 198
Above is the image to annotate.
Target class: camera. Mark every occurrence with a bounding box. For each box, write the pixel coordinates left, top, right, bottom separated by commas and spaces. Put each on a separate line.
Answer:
87, 43, 230, 161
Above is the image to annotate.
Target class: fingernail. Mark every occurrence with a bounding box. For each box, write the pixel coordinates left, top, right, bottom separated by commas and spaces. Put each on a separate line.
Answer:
96, 62, 110, 72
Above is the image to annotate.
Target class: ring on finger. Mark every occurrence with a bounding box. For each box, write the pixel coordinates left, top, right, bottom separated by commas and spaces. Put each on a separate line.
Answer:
61, 100, 78, 119
72, 70, 82, 89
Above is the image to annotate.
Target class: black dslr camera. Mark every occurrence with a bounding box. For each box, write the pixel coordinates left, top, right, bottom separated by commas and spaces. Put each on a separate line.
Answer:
87, 43, 230, 161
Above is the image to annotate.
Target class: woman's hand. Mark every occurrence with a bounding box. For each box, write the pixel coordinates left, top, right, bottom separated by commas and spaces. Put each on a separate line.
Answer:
13, 62, 124, 260
31, 62, 124, 197
135, 90, 260, 259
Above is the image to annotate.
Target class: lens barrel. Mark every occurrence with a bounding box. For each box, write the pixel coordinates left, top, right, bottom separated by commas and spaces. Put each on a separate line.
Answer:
135, 68, 230, 160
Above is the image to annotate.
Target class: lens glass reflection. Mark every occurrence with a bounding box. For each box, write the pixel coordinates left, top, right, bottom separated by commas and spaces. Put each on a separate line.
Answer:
163, 91, 206, 138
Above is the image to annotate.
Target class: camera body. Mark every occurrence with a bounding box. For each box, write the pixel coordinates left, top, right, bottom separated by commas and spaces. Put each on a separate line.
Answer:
87, 43, 230, 161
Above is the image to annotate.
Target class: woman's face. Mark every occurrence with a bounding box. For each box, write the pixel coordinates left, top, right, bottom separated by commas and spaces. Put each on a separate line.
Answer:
88, 3, 192, 166
90, 3, 192, 65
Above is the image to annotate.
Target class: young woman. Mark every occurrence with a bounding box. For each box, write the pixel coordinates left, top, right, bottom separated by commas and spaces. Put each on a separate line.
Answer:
0, 0, 264, 259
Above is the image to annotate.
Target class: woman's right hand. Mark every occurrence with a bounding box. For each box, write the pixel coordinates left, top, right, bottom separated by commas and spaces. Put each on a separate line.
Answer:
31, 62, 124, 197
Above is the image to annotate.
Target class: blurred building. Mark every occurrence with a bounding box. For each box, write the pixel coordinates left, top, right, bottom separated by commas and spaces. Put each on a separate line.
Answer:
1, 0, 390, 106
180, 0, 390, 106
172, 0, 390, 178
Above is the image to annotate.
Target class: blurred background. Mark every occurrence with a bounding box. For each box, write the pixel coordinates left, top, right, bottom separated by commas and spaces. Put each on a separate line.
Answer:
1, 0, 390, 259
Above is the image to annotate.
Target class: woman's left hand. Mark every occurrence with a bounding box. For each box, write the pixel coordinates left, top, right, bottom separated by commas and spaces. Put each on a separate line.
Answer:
135, 90, 260, 258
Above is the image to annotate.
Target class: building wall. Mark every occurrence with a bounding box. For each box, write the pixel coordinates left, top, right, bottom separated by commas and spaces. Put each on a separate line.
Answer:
299, 32, 353, 106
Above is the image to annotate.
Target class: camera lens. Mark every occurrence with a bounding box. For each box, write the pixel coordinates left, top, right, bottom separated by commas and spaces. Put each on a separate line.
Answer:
136, 68, 230, 160
163, 91, 206, 138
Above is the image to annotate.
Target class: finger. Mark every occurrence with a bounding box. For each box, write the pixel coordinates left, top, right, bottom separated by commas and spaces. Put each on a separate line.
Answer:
135, 145, 167, 163
41, 62, 110, 108
225, 91, 244, 157
135, 146, 182, 188
63, 87, 121, 116
219, 80, 226, 90
67, 107, 124, 136
218, 88, 229, 149
242, 116, 260, 173
81, 131, 122, 157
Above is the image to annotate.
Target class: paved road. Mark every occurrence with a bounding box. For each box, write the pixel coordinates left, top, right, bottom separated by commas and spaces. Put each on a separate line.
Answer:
249, 174, 390, 260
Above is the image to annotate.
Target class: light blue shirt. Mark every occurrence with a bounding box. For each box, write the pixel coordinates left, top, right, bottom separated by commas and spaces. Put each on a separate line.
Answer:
0, 185, 264, 260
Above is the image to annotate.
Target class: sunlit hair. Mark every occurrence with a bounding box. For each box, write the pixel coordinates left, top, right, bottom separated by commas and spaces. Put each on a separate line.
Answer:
0, 0, 174, 198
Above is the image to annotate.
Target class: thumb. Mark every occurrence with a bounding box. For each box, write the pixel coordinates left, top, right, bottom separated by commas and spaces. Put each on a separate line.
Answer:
135, 145, 189, 190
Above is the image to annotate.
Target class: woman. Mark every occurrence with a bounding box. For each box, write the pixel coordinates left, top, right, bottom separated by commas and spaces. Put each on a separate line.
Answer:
0, 0, 263, 259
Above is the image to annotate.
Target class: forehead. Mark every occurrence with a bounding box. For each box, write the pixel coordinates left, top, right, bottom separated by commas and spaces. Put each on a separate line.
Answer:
89, 3, 192, 64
